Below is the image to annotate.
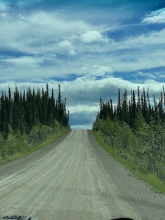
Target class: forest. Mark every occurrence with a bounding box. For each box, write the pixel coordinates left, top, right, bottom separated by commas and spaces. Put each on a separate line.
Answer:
93, 86, 165, 182
0, 83, 70, 164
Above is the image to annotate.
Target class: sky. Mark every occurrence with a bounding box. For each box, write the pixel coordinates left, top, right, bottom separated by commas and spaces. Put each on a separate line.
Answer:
0, 0, 165, 129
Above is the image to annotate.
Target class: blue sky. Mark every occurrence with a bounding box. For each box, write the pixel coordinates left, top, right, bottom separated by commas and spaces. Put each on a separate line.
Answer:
0, 0, 165, 129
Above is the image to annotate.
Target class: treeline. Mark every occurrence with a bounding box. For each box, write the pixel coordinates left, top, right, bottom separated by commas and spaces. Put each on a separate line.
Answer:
93, 87, 165, 182
0, 83, 69, 138
99, 86, 165, 128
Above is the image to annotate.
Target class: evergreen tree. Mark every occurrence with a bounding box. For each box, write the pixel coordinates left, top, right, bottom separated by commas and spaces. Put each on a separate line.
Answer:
0, 83, 69, 138
117, 88, 121, 119
121, 89, 129, 124
47, 97, 54, 127
132, 90, 136, 126
109, 98, 113, 120
137, 86, 141, 111
1, 92, 8, 137
97, 86, 165, 130
51, 88, 55, 120
41, 88, 47, 125
147, 88, 151, 123
8, 86, 12, 126
158, 91, 163, 122
100, 98, 103, 119
57, 84, 62, 123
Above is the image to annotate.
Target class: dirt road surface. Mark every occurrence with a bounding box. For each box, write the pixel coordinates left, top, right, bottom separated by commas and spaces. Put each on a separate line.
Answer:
0, 130, 165, 220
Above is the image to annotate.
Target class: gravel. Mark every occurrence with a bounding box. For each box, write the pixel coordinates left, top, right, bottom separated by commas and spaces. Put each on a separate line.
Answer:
0, 130, 164, 220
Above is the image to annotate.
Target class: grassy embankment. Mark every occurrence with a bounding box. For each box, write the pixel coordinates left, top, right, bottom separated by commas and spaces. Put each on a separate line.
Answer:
92, 130, 165, 194
0, 125, 70, 166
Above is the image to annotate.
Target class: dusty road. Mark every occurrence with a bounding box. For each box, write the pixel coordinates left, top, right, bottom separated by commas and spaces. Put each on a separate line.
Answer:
0, 130, 165, 220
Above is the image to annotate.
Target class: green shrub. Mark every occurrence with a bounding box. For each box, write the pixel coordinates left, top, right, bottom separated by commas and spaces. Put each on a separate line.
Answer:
0, 121, 68, 165
93, 114, 165, 182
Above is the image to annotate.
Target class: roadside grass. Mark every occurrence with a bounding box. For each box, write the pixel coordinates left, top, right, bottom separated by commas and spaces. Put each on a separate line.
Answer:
92, 130, 165, 194
0, 128, 69, 166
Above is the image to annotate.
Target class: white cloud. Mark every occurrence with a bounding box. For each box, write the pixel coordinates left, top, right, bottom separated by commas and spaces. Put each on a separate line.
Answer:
69, 50, 76, 56
80, 31, 110, 43
0, 9, 165, 84
159, 75, 165, 78
69, 105, 99, 113
25, 11, 91, 34
41, 54, 57, 61
59, 40, 76, 56
114, 28, 165, 50
3, 56, 44, 67
142, 8, 165, 24
0, 11, 93, 55
59, 40, 72, 48
137, 71, 156, 78
80, 65, 113, 80
90, 65, 113, 76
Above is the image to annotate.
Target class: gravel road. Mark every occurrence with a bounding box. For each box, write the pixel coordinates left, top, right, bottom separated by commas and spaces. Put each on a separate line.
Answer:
0, 130, 165, 220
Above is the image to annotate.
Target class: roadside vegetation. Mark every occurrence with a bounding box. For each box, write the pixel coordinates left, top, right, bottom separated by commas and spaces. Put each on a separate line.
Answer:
0, 83, 70, 165
92, 87, 165, 193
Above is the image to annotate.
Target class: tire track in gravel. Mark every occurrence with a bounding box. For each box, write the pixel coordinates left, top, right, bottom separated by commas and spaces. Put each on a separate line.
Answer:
0, 131, 74, 211
0, 132, 73, 205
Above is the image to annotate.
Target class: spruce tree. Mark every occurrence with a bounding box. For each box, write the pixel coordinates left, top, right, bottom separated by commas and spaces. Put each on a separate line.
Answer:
8, 86, 12, 126
132, 90, 136, 125
137, 86, 140, 111
121, 89, 129, 124
100, 98, 103, 119
47, 97, 54, 127
117, 88, 121, 119
57, 84, 62, 123
51, 88, 55, 120
110, 98, 113, 120
158, 91, 163, 122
